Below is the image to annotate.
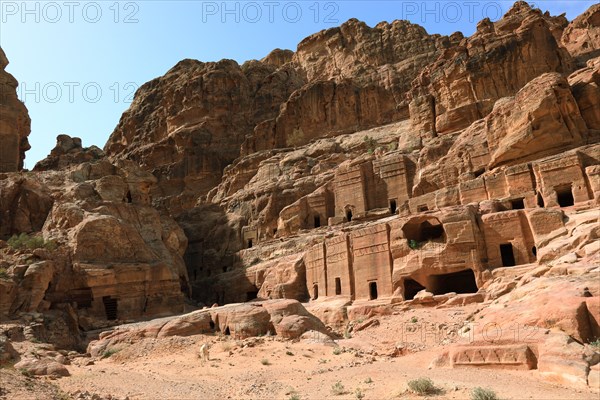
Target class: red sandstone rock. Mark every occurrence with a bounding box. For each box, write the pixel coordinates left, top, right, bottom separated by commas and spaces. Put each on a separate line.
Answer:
0, 47, 30, 172
562, 4, 600, 66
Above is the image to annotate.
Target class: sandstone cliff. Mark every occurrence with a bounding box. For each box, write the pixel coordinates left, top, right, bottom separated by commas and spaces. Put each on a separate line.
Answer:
1, 145, 188, 330
0, 47, 31, 172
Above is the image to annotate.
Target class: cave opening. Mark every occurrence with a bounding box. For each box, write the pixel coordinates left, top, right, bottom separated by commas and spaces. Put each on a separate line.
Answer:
500, 243, 516, 267
224, 326, 230, 335
428, 269, 478, 295
510, 198, 524, 210
314, 215, 321, 228
389, 199, 397, 214
102, 296, 118, 320
247, 239, 253, 249
402, 217, 445, 244
369, 281, 378, 300
346, 209, 353, 222
335, 277, 342, 295
312, 284, 319, 300
556, 187, 574, 207
403, 279, 426, 300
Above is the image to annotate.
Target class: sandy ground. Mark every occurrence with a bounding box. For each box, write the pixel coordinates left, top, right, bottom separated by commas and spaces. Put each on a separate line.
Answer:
39, 305, 596, 400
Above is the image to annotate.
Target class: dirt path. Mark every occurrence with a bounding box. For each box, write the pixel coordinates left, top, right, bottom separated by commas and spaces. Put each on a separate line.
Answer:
54, 316, 595, 400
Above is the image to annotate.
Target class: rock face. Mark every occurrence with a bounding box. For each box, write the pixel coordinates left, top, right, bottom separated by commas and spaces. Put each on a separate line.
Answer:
172, 2, 600, 314
34, 134, 104, 171
562, 3, 600, 66
408, 1, 574, 138
104, 18, 455, 214
104, 59, 305, 215
0, 46, 31, 171
0, 153, 188, 328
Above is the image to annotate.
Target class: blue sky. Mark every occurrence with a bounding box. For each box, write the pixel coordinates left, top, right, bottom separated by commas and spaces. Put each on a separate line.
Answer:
0, 0, 595, 167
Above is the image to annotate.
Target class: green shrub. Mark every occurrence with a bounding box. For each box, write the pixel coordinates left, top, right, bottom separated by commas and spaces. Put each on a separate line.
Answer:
0, 268, 9, 280
471, 387, 499, 400
355, 388, 365, 399
363, 135, 378, 153
410, 316, 418, 323
333, 347, 342, 355
331, 381, 346, 396
408, 239, 421, 250
7, 233, 57, 251
407, 377, 436, 395
286, 350, 294, 356
102, 348, 119, 359
589, 339, 600, 349
260, 358, 270, 365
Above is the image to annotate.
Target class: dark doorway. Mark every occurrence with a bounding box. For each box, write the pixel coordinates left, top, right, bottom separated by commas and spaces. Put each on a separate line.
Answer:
500, 243, 516, 267
224, 326, 230, 335
312, 284, 319, 300
314, 215, 321, 228
209, 320, 216, 330
556, 187, 574, 207
389, 199, 397, 214
532, 246, 537, 257
335, 278, 342, 295
417, 205, 429, 212
246, 291, 258, 301
369, 282, 378, 300
126, 191, 133, 203
102, 296, 118, 320
346, 210, 353, 222
404, 279, 426, 300
247, 239, 253, 249
510, 198, 524, 210
428, 269, 478, 295
537, 192, 545, 208
474, 169, 484, 178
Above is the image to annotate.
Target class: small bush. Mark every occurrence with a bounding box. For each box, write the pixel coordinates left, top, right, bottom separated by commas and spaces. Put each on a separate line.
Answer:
102, 348, 119, 359
333, 347, 342, 355
286, 350, 294, 356
7, 233, 57, 251
407, 377, 436, 395
288, 394, 301, 400
364, 377, 373, 384
331, 381, 346, 396
355, 388, 365, 399
589, 339, 600, 349
344, 327, 352, 339
0, 268, 9, 280
363, 135, 378, 153
410, 316, 418, 323
260, 358, 270, 365
408, 239, 421, 250
471, 387, 499, 400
